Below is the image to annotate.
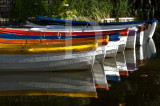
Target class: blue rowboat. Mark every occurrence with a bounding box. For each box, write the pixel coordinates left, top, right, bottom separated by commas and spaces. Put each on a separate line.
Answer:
36, 16, 157, 26
34, 16, 157, 46
0, 32, 120, 40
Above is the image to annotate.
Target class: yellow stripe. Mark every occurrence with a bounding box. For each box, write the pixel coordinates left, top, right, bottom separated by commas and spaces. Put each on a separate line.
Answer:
0, 90, 97, 98
0, 40, 96, 48
106, 35, 109, 42
0, 41, 98, 54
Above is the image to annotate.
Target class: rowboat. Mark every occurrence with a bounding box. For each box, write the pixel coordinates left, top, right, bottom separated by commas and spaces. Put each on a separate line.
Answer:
0, 27, 128, 38
26, 24, 140, 49
0, 27, 126, 59
0, 28, 117, 63
29, 27, 127, 53
34, 16, 157, 39
92, 60, 109, 90
101, 19, 157, 43
0, 70, 97, 97
23, 24, 129, 52
0, 37, 108, 64
0, 40, 98, 71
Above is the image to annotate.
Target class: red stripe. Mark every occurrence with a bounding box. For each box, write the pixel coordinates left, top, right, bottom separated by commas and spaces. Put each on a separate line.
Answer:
0, 28, 128, 36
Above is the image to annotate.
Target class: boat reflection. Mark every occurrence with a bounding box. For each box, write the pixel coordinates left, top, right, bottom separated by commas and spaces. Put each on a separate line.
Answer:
136, 38, 156, 67
92, 60, 109, 90
0, 70, 97, 98
101, 38, 156, 83
125, 48, 138, 71
116, 52, 129, 76
147, 38, 156, 58
103, 58, 121, 82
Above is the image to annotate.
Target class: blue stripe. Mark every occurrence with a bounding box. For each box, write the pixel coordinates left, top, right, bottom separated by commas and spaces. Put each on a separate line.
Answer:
151, 53, 156, 58
37, 16, 96, 25
37, 16, 157, 25
106, 76, 121, 82
109, 32, 121, 41
0, 33, 121, 41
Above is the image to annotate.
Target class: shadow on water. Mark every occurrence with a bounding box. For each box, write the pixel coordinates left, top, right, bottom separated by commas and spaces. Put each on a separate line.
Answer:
0, 24, 160, 106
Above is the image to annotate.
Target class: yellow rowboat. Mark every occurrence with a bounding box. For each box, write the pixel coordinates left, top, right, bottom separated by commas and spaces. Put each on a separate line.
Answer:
0, 35, 109, 64
0, 40, 98, 71
0, 40, 98, 54
0, 70, 97, 98
0, 36, 108, 45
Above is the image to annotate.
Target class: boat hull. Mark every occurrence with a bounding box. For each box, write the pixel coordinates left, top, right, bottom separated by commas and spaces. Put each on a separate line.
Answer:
126, 28, 137, 49
95, 45, 107, 63
118, 36, 128, 52
0, 50, 96, 71
136, 25, 146, 46
105, 41, 119, 58
148, 21, 157, 38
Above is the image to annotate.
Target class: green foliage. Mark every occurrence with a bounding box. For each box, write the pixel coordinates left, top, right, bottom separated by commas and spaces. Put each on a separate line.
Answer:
132, 0, 158, 19
11, 0, 48, 24
112, 0, 133, 18
68, 0, 113, 21
10, 0, 159, 24
47, 0, 69, 18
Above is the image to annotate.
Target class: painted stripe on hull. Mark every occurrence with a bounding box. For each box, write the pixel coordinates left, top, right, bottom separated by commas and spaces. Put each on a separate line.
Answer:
0, 28, 127, 36
0, 41, 98, 54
